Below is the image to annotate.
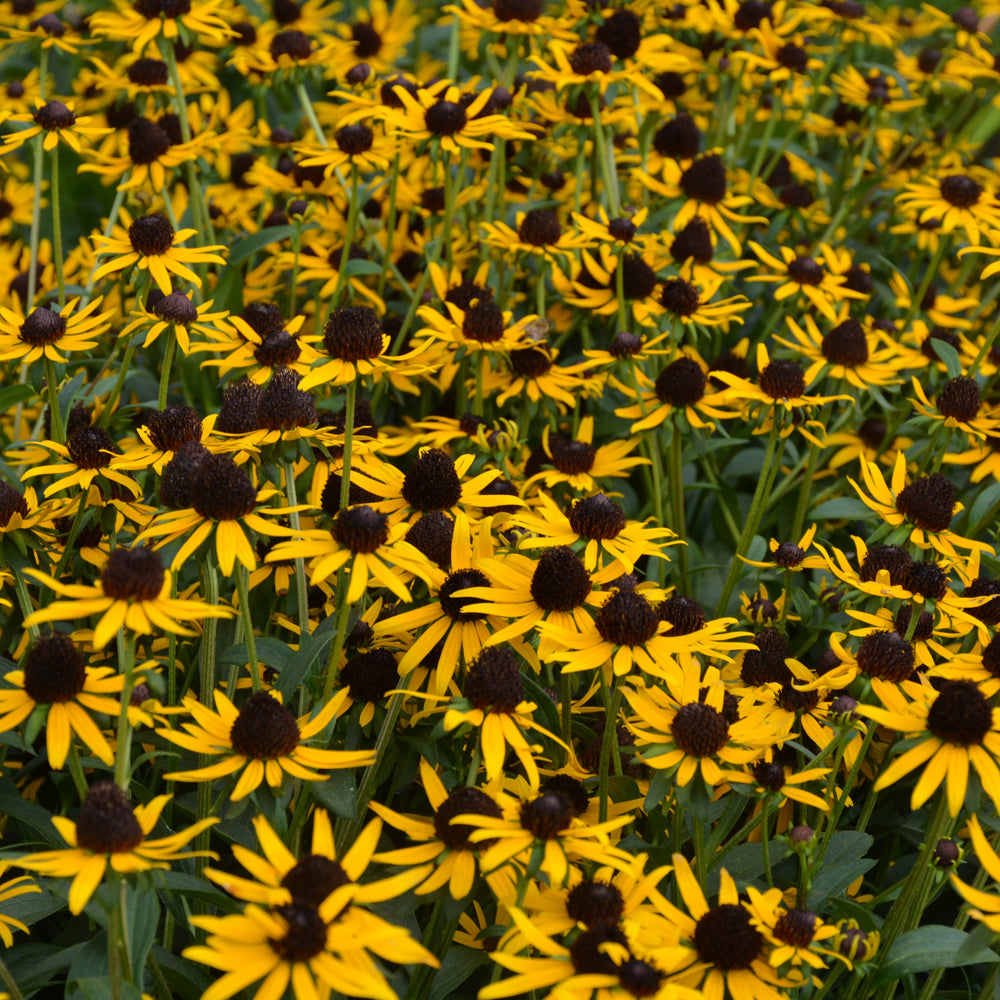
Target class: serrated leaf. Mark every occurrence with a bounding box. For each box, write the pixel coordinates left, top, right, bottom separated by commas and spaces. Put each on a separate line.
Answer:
873, 926, 999, 984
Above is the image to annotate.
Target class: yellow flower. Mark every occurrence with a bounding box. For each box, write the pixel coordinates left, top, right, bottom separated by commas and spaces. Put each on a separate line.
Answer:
24, 547, 232, 650
17, 782, 217, 915
91, 212, 226, 296
160, 688, 374, 800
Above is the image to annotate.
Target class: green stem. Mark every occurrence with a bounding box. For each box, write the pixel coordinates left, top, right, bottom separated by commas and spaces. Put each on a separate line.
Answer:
234, 565, 260, 692
195, 559, 219, 882
66, 742, 89, 799
667, 426, 688, 591
51, 144, 64, 308
339, 378, 358, 512
44, 352, 64, 446
902, 239, 949, 334
14, 573, 38, 640
296, 81, 328, 147
331, 164, 361, 309
590, 95, 621, 216
321, 574, 352, 704
335, 692, 404, 852
113, 630, 136, 791
0, 954, 26, 1000
284, 460, 310, 640
158, 328, 176, 410
598, 679, 623, 824
25, 47, 48, 310
714, 419, 784, 616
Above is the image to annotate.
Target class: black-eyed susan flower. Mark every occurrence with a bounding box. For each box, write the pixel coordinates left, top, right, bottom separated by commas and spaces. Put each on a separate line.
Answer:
118, 291, 233, 354
91, 212, 226, 296
24, 546, 231, 650
160, 688, 374, 801
373, 512, 524, 695
266, 504, 437, 604
615, 349, 744, 433
743, 525, 826, 573
0, 633, 124, 769
371, 757, 505, 900
441, 645, 565, 786
660, 854, 794, 1000
2, 99, 111, 153
774, 313, 908, 389
21, 424, 140, 500
384, 79, 535, 155
525, 417, 648, 495
204, 809, 429, 909
745, 242, 867, 322
138, 452, 298, 575
897, 172, 1000, 245
860, 677, 1000, 816
849, 452, 993, 558
17, 781, 217, 915
88, 0, 235, 52
0, 297, 112, 364
297, 305, 423, 392
354, 449, 521, 525
625, 666, 779, 788
457, 782, 635, 886
480, 207, 591, 261
910, 375, 1000, 442
513, 492, 679, 584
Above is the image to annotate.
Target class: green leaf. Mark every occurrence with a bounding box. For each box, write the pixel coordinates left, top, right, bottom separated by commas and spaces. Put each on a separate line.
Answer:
225, 226, 298, 267
808, 831, 875, 907
311, 768, 358, 820
275, 614, 338, 698
873, 926, 999, 984
644, 770, 672, 812
930, 338, 963, 380
426, 946, 489, 1000
0, 383, 37, 412
68, 978, 144, 1000
57, 371, 87, 420
125, 885, 159, 983
808, 497, 874, 520
151, 946, 214, 1000
342, 258, 385, 276
220, 635, 292, 669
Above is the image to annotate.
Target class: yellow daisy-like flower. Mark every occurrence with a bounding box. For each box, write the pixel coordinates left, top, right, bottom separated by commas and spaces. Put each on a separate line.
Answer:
513, 491, 679, 584
774, 312, 908, 389
384, 79, 535, 155
371, 758, 505, 900
17, 781, 217, 915
91, 212, 226, 296
625, 666, 778, 787
897, 172, 1000, 245
266, 505, 437, 604
1, 99, 111, 153
910, 375, 1000, 442
88, 0, 235, 52
742, 525, 826, 573
23, 546, 231, 650
745, 242, 867, 323
160, 688, 374, 801
660, 854, 794, 1000
0, 633, 125, 769
614, 348, 744, 433
849, 451, 993, 558
205, 810, 430, 909
0, 296, 112, 364
118, 291, 234, 354
525, 417, 648, 495
456, 783, 635, 887
859, 676, 1000, 816
138, 453, 299, 576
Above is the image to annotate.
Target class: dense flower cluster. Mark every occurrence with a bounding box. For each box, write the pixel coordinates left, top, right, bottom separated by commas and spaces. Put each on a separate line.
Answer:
1, 1, 1000, 999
